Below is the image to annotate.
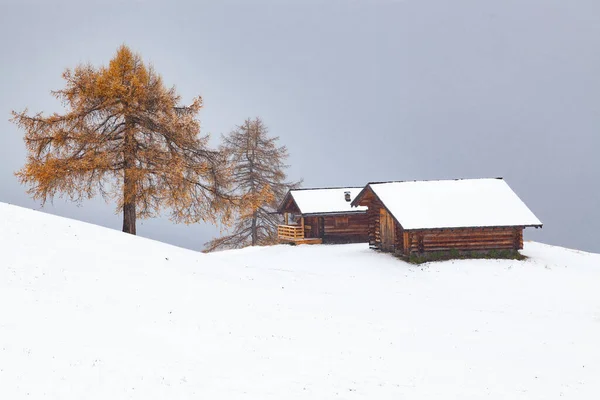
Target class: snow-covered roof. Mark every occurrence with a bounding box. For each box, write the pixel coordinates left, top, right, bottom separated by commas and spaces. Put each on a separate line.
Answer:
284, 187, 368, 215
357, 178, 542, 230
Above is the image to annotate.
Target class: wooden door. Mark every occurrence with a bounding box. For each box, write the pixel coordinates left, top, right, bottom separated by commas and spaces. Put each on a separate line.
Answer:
380, 208, 395, 251
319, 217, 325, 239
309, 216, 321, 238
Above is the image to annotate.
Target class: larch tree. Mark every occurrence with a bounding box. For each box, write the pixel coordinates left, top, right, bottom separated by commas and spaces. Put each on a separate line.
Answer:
11, 45, 232, 235
204, 117, 301, 251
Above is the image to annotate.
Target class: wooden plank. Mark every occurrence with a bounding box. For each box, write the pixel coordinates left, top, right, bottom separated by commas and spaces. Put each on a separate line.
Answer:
413, 227, 520, 234
279, 237, 322, 245
423, 231, 516, 238
420, 245, 515, 252
422, 238, 517, 245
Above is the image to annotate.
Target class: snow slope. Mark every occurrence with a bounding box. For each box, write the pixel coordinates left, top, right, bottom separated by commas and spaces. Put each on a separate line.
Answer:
1, 202, 599, 399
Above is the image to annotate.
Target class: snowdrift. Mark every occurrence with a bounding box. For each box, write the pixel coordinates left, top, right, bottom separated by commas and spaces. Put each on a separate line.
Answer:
1, 202, 599, 399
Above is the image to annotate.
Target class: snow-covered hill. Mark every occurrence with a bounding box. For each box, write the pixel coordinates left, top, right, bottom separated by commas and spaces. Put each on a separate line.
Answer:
1, 202, 599, 399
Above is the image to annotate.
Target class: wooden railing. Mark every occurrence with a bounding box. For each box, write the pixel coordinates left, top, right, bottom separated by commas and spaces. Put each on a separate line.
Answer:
277, 224, 304, 241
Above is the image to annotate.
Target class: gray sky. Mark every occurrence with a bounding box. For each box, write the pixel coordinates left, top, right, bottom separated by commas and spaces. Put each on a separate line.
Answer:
1, 0, 599, 253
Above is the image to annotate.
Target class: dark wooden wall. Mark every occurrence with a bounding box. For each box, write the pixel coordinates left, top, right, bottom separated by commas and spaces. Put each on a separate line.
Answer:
356, 187, 525, 255
403, 227, 524, 255
363, 193, 383, 249
304, 214, 368, 243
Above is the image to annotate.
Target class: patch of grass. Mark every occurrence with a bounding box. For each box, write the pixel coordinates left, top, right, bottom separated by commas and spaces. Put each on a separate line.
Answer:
488, 249, 500, 259
405, 249, 527, 264
408, 254, 426, 264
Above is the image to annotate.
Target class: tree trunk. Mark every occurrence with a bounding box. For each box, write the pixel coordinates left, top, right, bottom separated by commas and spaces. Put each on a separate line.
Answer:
251, 212, 257, 246
249, 120, 257, 246
122, 193, 136, 234
122, 124, 137, 235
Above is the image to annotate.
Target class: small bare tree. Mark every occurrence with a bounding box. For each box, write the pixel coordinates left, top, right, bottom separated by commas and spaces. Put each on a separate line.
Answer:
205, 118, 300, 251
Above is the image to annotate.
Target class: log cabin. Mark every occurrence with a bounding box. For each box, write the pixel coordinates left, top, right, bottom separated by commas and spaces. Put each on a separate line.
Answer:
351, 178, 542, 256
277, 187, 369, 245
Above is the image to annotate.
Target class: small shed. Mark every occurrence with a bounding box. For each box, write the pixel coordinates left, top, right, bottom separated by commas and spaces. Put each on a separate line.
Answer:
277, 187, 369, 244
351, 178, 542, 255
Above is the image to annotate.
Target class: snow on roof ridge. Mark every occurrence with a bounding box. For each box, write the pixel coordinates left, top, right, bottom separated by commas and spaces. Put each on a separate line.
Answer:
290, 186, 365, 192
366, 177, 504, 186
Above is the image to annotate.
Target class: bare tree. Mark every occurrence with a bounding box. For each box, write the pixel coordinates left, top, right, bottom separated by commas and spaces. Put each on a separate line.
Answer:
205, 117, 300, 251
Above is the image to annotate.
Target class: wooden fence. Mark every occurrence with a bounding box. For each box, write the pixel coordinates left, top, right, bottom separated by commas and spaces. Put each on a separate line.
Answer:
277, 224, 304, 241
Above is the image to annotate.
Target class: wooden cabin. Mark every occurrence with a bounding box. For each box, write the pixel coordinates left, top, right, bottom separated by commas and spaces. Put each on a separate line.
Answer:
351, 178, 542, 256
277, 187, 369, 245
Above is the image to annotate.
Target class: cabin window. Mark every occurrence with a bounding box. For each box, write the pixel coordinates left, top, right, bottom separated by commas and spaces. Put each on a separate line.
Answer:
335, 216, 349, 228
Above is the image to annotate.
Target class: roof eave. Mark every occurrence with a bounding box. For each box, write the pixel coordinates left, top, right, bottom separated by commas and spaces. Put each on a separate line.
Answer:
277, 190, 300, 214
301, 210, 368, 217
350, 184, 371, 208
403, 223, 543, 231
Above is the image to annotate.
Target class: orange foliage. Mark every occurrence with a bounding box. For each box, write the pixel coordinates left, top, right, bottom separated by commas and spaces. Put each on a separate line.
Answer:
12, 45, 233, 234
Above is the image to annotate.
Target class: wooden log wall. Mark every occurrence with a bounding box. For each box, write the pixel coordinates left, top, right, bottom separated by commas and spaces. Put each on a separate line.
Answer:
394, 221, 405, 254
322, 214, 369, 243
363, 195, 384, 249
303, 214, 369, 243
404, 227, 525, 255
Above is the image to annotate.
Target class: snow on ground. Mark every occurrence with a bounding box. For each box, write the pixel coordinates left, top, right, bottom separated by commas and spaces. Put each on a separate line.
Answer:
0, 202, 599, 399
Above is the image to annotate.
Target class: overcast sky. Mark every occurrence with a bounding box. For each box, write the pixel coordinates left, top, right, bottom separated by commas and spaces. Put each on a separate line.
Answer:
1, 0, 599, 253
